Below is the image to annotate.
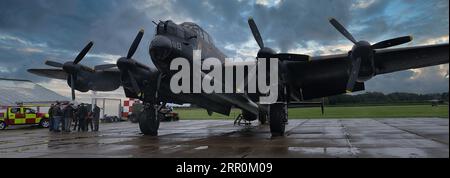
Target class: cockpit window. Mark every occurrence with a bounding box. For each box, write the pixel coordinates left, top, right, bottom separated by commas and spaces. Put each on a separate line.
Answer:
181, 22, 214, 44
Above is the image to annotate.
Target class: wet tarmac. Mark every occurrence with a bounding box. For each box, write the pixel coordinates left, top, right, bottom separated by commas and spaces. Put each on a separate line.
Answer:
0, 118, 448, 158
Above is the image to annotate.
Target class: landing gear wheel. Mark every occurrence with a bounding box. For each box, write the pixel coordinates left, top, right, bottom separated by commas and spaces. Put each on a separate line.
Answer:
139, 106, 160, 136
269, 103, 287, 137
0, 121, 6, 130
39, 119, 50, 128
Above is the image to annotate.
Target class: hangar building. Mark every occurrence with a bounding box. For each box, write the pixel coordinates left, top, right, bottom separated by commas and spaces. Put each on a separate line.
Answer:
0, 78, 69, 106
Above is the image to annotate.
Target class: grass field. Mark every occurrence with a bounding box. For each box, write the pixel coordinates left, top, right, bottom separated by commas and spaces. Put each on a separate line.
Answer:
173, 105, 449, 120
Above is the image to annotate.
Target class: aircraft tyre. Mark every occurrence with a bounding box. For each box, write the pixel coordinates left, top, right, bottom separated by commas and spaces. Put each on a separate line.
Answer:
269, 103, 286, 137
139, 106, 160, 136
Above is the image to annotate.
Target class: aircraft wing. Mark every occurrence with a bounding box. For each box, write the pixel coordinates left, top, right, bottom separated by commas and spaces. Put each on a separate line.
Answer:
374, 43, 449, 74
27, 69, 68, 80
286, 43, 449, 100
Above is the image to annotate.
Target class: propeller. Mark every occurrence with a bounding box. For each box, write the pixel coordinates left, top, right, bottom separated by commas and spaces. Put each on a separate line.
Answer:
248, 17, 310, 62
116, 29, 145, 97
328, 18, 412, 92
44, 41, 94, 101
94, 64, 117, 70
74, 42, 94, 64
371, 36, 413, 49
329, 18, 357, 44
248, 17, 264, 49
70, 75, 75, 101
93, 29, 144, 96
128, 29, 144, 59
45, 60, 64, 68
247, 17, 311, 103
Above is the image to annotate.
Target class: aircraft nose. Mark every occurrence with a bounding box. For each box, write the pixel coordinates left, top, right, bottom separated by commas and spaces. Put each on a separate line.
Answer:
150, 35, 173, 61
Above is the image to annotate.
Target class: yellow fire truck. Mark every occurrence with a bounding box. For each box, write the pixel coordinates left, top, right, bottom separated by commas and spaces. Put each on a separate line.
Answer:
0, 106, 50, 130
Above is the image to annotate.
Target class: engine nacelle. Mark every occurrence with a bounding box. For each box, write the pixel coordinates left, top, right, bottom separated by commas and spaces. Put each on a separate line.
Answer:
349, 41, 377, 82
67, 75, 89, 92
356, 56, 376, 82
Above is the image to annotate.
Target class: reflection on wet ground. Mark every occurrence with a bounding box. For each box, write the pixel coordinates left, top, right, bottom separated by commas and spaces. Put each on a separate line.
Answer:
0, 118, 448, 158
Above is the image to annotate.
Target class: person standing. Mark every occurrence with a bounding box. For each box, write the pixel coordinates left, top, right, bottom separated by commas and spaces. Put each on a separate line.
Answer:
60, 104, 66, 131
86, 112, 93, 131
48, 104, 54, 132
63, 103, 74, 132
52, 102, 63, 132
93, 104, 101, 131
77, 103, 88, 132
73, 105, 79, 131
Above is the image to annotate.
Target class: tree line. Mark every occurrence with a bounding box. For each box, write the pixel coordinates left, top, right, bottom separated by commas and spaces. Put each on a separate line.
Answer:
322, 92, 449, 105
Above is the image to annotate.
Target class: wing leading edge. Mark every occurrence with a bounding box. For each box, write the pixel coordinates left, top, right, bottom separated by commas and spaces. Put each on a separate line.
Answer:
27, 69, 68, 80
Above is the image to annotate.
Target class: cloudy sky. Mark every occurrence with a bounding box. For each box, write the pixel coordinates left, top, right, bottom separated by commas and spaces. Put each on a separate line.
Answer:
0, 0, 448, 101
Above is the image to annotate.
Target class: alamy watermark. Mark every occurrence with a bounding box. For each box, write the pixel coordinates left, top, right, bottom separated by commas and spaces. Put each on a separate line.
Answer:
169, 50, 279, 104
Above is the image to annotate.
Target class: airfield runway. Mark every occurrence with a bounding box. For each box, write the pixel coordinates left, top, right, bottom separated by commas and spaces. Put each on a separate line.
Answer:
0, 118, 448, 158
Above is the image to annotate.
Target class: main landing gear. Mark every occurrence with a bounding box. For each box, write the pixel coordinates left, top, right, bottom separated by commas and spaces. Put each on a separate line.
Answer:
269, 103, 287, 137
139, 73, 164, 136
268, 84, 289, 137
234, 102, 287, 137
138, 104, 160, 136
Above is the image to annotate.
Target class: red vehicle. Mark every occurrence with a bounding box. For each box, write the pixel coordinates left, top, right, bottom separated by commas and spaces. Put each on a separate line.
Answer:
0, 106, 50, 130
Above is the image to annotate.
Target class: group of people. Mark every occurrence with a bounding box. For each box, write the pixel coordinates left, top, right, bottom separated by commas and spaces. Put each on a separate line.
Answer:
48, 102, 101, 133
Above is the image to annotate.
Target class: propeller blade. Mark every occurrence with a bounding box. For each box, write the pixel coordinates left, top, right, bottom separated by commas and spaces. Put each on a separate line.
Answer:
346, 57, 362, 93
45, 60, 64, 68
275, 53, 311, 62
94, 64, 117, 70
127, 70, 141, 95
329, 18, 357, 44
248, 17, 264, 49
372, 36, 413, 49
74, 41, 94, 64
127, 29, 145, 59
70, 75, 75, 101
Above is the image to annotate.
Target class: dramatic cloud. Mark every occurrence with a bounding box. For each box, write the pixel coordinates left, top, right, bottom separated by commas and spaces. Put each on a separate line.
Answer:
0, 0, 448, 101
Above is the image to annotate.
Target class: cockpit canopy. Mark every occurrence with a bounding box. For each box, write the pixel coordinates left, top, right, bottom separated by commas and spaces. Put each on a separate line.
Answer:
180, 22, 214, 45
155, 20, 215, 46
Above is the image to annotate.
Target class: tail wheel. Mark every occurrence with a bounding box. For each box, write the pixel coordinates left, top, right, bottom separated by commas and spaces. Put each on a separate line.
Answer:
139, 106, 160, 136
39, 119, 50, 128
0, 121, 6, 130
269, 103, 287, 137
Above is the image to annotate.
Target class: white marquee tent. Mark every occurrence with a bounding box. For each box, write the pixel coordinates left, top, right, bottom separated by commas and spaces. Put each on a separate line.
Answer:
0, 78, 69, 106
